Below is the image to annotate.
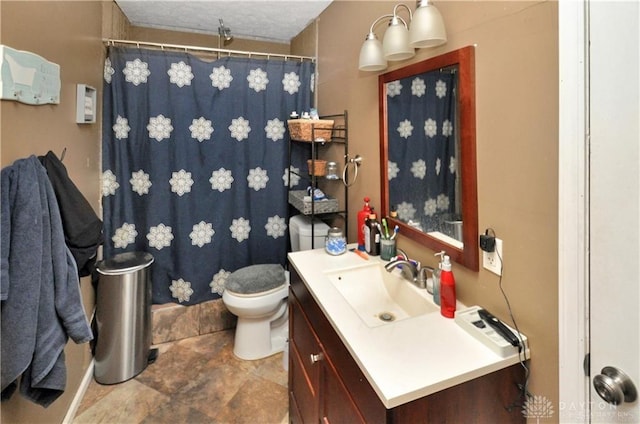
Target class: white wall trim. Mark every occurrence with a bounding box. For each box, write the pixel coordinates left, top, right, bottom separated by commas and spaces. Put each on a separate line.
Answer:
62, 359, 95, 424
558, 0, 590, 421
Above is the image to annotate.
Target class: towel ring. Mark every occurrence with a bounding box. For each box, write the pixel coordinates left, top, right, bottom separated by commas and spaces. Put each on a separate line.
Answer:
342, 154, 362, 187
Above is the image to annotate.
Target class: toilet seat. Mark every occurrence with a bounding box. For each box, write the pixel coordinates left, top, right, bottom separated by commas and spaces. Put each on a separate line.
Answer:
225, 283, 286, 298
225, 264, 286, 295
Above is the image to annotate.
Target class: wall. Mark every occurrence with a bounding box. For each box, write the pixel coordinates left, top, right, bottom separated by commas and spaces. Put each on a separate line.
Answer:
0, 1, 105, 423
308, 0, 559, 420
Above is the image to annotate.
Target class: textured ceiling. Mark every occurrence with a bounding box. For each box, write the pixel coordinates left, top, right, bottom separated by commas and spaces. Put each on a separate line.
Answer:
115, 0, 333, 43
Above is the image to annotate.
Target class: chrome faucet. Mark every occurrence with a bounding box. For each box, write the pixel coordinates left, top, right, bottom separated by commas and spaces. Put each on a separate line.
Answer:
384, 259, 435, 290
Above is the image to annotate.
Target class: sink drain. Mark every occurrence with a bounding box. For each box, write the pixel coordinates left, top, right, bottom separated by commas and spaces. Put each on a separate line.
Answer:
378, 312, 396, 322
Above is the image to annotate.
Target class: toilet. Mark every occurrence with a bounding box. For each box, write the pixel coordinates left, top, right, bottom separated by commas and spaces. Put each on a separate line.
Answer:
223, 264, 289, 360
222, 216, 330, 360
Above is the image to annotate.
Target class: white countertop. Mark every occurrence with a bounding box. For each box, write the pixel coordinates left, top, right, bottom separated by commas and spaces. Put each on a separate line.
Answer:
288, 247, 528, 409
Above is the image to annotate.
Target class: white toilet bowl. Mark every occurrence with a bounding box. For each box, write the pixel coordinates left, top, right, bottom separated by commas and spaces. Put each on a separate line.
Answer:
222, 269, 289, 360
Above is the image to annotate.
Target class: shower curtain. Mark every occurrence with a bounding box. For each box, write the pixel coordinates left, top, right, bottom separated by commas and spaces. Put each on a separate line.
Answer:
386, 71, 457, 234
102, 46, 313, 305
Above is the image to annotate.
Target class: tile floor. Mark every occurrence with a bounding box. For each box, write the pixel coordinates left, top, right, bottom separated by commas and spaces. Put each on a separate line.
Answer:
73, 330, 289, 424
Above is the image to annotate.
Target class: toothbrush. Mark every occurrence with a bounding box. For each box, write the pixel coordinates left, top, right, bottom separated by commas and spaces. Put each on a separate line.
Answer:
381, 218, 390, 239
350, 248, 369, 260
390, 225, 399, 240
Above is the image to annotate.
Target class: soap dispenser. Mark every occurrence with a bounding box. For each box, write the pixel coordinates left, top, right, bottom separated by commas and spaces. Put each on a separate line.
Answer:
439, 255, 456, 318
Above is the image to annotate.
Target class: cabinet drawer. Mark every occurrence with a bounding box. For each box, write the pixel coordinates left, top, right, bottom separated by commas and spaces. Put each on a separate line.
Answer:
290, 292, 322, 395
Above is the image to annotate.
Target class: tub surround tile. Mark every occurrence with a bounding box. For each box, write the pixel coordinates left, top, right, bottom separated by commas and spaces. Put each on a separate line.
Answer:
151, 299, 236, 345
151, 303, 199, 344
198, 298, 236, 334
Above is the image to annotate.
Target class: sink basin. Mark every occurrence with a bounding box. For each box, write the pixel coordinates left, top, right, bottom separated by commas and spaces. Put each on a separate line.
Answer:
325, 263, 438, 327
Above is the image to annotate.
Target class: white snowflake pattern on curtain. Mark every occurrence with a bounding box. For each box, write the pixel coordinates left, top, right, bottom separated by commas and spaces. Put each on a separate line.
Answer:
210, 168, 234, 192
283, 166, 301, 187
228, 117, 251, 141
112, 115, 130, 139
168, 61, 194, 87
123, 58, 150, 85
102, 47, 314, 305
101, 170, 119, 196
190, 117, 214, 142
170, 278, 193, 303
190, 221, 215, 247
210, 66, 233, 89
265, 118, 285, 141
210, 269, 230, 295
247, 68, 269, 92
130, 170, 152, 195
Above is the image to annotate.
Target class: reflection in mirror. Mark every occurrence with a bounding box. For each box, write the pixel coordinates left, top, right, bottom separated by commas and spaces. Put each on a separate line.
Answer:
379, 46, 478, 271
386, 65, 461, 243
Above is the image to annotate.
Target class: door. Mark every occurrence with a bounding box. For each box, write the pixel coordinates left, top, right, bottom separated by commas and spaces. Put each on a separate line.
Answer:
589, 1, 639, 422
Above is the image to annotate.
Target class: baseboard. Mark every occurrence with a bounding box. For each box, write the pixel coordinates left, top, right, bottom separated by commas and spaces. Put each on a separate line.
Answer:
62, 359, 95, 424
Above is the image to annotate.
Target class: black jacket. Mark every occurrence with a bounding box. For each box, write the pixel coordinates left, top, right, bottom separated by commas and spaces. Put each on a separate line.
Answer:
39, 151, 103, 277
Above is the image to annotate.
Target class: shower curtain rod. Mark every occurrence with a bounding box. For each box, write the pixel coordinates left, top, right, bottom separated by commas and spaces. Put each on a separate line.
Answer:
104, 39, 316, 62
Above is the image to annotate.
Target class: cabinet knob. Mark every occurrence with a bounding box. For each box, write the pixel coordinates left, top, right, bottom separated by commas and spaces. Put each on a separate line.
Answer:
310, 352, 324, 364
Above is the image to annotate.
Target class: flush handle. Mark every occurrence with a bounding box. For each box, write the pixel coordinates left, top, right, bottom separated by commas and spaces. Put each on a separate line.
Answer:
310, 352, 324, 364
593, 366, 638, 405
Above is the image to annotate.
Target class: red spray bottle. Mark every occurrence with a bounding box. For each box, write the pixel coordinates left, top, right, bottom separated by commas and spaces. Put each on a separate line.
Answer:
357, 197, 371, 251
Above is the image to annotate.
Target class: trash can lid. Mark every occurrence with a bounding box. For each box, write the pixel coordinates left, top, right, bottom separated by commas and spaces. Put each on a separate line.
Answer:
97, 251, 155, 275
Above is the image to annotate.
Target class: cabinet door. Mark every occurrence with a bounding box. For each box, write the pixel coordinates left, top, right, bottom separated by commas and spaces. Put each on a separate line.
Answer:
321, 361, 366, 424
289, 293, 322, 424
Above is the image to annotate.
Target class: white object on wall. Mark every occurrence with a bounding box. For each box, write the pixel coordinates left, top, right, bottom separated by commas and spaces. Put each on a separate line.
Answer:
76, 84, 96, 124
0, 45, 60, 105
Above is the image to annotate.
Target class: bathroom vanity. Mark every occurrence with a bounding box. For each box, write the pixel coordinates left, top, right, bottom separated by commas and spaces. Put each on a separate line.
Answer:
288, 249, 526, 423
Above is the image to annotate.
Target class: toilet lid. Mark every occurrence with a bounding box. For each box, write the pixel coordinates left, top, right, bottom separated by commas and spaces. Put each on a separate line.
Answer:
225, 264, 286, 295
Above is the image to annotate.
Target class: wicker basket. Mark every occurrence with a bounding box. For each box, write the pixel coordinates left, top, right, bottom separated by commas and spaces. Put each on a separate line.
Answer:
287, 119, 334, 142
288, 190, 339, 215
307, 160, 327, 176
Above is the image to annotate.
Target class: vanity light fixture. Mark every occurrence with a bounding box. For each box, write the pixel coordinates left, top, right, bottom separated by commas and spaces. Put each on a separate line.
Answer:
358, 0, 447, 72
358, 14, 392, 71
382, 4, 415, 61
409, 0, 447, 48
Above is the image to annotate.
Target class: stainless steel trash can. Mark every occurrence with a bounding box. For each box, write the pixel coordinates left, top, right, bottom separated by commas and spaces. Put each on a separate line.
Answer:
94, 251, 154, 384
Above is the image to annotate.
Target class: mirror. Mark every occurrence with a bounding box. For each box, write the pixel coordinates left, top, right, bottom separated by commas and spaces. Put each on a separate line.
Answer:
379, 46, 478, 271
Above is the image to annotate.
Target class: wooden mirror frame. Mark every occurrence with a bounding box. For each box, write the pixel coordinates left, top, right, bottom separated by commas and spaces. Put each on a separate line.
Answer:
379, 46, 478, 271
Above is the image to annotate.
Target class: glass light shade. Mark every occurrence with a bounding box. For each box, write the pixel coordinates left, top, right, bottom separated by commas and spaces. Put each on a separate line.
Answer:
359, 35, 387, 71
382, 20, 415, 61
409, 3, 447, 48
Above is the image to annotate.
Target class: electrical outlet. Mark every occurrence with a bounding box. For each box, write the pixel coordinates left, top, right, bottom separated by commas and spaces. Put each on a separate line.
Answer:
483, 238, 503, 275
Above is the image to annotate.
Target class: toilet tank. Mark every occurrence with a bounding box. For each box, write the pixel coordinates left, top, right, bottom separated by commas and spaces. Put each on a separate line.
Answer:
289, 215, 330, 251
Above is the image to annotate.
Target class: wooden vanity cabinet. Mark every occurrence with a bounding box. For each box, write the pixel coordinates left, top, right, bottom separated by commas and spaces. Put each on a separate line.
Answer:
288, 265, 525, 424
